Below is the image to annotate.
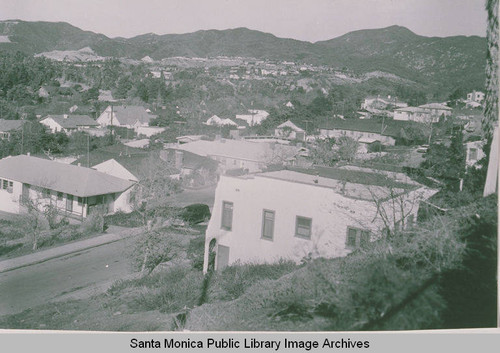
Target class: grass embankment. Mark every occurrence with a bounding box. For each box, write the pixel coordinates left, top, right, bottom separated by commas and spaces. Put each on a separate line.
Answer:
1, 195, 496, 331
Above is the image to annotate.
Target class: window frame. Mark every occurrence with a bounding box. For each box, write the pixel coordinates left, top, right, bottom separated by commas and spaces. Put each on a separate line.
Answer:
294, 216, 312, 240
221, 201, 233, 231
261, 209, 275, 241
346, 227, 370, 249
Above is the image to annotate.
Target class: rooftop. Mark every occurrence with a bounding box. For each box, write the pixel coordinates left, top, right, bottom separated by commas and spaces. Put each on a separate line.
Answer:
175, 139, 299, 163
0, 119, 26, 132
255, 167, 419, 201
106, 106, 155, 126
43, 115, 99, 129
319, 118, 411, 137
0, 155, 135, 197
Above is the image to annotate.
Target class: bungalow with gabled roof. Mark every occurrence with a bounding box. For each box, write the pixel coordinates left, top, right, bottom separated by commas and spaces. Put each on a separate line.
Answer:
40, 114, 99, 135
0, 119, 26, 140
319, 119, 408, 146
274, 120, 305, 141
97, 105, 156, 131
0, 155, 136, 218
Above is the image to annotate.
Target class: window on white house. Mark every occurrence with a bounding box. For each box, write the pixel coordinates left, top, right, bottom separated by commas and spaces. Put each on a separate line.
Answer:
346, 227, 370, 249
57, 192, 63, 201
77, 197, 83, 206
295, 216, 312, 239
261, 209, 275, 240
7, 181, 13, 193
2, 179, 7, 189
221, 201, 233, 231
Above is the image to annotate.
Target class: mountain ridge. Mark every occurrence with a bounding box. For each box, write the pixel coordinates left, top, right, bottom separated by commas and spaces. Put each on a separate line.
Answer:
0, 20, 487, 91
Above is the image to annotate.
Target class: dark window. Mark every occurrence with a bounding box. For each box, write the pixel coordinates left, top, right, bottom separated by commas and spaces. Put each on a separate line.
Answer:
57, 192, 63, 201
7, 181, 13, 193
346, 227, 371, 249
221, 201, 233, 230
261, 210, 275, 240
42, 188, 50, 198
469, 148, 478, 161
77, 197, 83, 206
295, 216, 312, 239
2, 180, 7, 189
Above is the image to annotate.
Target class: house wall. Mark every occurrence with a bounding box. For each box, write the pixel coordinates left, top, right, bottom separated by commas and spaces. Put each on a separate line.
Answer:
319, 129, 395, 145
0, 179, 22, 213
97, 107, 121, 127
40, 118, 63, 134
465, 140, 486, 167
113, 187, 135, 213
202, 175, 399, 272
210, 155, 264, 173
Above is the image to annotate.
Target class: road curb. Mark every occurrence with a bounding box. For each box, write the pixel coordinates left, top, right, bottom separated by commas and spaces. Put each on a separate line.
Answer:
0, 231, 139, 274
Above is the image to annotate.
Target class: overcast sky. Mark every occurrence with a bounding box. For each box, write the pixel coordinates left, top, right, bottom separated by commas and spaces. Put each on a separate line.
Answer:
0, 0, 487, 42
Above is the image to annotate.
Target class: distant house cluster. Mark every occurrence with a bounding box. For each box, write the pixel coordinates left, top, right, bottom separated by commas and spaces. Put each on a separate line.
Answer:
393, 103, 452, 123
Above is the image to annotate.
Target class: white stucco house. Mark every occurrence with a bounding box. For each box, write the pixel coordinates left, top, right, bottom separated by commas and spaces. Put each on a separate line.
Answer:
96, 105, 156, 131
235, 109, 269, 126
318, 119, 408, 146
174, 139, 301, 174
274, 120, 306, 141
0, 155, 136, 219
467, 91, 485, 103
40, 114, 99, 135
394, 103, 452, 123
464, 140, 486, 168
202, 167, 438, 272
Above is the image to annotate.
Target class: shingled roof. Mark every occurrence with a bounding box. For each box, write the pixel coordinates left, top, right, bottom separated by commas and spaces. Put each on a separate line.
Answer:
44, 115, 99, 129
112, 106, 154, 126
0, 155, 135, 197
0, 119, 26, 132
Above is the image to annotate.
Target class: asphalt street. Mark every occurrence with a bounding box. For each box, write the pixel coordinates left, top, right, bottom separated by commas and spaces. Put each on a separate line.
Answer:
0, 235, 137, 316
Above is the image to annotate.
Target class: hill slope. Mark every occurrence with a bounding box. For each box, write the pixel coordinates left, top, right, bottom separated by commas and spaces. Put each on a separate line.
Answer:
0, 20, 487, 91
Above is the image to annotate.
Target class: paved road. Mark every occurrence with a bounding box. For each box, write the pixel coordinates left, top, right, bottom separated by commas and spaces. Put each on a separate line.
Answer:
0, 235, 138, 316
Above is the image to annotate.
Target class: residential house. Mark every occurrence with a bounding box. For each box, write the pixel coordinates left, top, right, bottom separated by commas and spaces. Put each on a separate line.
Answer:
394, 103, 451, 123
40, 114, 99, 135
202, 167, 437, 271
205, 115, 239, 127
160, 149, 219, 187
96, 105, 156, 131
174, 139, 300, 174
0, 155, 136, 218
361, 95, 407, 111
0, 119, 26, 140
235, 109, 269, 126
274, 120, 306, 141
318, 119, 409, 146
464, 140, 486, 168
467, 91, 485, 103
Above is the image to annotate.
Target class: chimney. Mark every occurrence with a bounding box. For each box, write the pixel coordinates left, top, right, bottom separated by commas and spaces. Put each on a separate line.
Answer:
63, 114, 68, 119
27, 152, 30, 156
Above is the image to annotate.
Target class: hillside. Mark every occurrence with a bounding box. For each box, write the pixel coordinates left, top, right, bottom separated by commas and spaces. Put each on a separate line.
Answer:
0, 20, 487, 92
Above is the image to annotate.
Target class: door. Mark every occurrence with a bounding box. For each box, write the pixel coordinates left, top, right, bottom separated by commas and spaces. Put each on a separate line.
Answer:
66, 194, 73, 213
216, 245, 230, 270
21, 183, 30, 203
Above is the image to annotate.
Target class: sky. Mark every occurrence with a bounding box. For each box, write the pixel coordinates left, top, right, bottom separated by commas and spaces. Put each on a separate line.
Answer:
0, 0, 488, 42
